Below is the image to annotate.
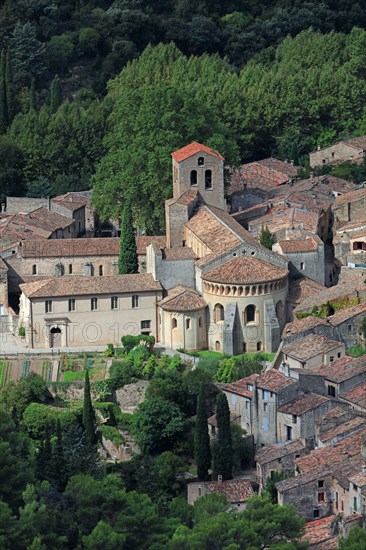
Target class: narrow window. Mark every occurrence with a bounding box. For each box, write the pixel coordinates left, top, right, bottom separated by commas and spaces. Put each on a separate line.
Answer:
328, 385, 336, 397
245, 305, 256, 323
132, 295, 139, 308
330, 356, 334, 362
286, 425, 293, 441
318, 480, 324, 488
111, 296, 118, 310
199, 316, 202, 327
215, 340, 220, 351
45, 300, 52, 313
172, 318, 177, 329
141, 320, 151, 335
69, 264, 73, 274
205, 169, 212, 189
99, 265, 103, 276
190, 170, 197, 186
186, 318, 191, 329
300, 262, 305, 270
263, 402, 268, 413
68, 298, 75, 312
91, 297, 98, 311
214, 303, 224, 322
314, 509, 320, 519
318, 493, 325, 502
32, 264, 37, 275
262, 390, 269, 401
292, 415, 297, 424
198, 156, 204, 166
257, 341, 262, 351
337, 352, 341, 358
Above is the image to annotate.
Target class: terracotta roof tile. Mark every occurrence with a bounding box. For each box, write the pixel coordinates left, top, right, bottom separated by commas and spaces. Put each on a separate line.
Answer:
344, 136, 366, 150
162, 247, 196, 260
238, 159, 298, 190
316, 356, 366, 383
249, 206, 320, 235
159, 286, 207, 312
191, 479, 253, 503
166, 188, 200, 206
319, 416, 366, 444
302, 515, 338, 549
287, 277, 327, 306
278, 393, 330, 415
171, 142, 224, 162
20, 274, 162, 298
25, 207, 75, 231
255, 440, 305, 464
202, 256, 288, 285
293, 282, 364, 314
136, 236, 166, 255
224, 374, 260, 397
256, 369, 296, 392
333, 187, 366, 207
277, 237, 320, 253
282, 315, 330, 338
327, 303, 366, 326
282, 335, 343, 362
340, 380, 366, 408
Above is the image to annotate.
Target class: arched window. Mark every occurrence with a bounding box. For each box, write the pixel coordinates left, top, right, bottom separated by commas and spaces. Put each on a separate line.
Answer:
198, 156, 204, 166
244, 304, 256, 324
205, 170, 212, 189
215, 340, 221, 351
190, 170, 197, 186
257, 341, 262, 351
172, 318, 177, 329
214, 303, 224, 322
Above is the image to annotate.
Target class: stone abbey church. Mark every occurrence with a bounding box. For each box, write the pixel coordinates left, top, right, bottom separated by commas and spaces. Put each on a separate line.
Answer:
19, 142, 289, 353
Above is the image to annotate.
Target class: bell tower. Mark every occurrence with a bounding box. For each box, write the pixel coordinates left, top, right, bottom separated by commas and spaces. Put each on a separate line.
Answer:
171, 142, 226, 211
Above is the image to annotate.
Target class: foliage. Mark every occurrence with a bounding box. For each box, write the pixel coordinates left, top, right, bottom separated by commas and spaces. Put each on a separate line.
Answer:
18, 325, 25, 337
231, 423, 253, 470
0, 409, 34, 511
260, 225, 273, 250
265, 471, 287, 504
118, 200, 138, 274
132, 397, 186, 454
194, 384, 211, 480
212, 392, 232, 481
99, 425, 124, 446
0, 135, 25, 201
338, 525, 366, 549
22, 402, 80, 439
0, 373, 52, 422
83, 369, 96, 445
215, 354, 264, 383
348, 344, 366, 357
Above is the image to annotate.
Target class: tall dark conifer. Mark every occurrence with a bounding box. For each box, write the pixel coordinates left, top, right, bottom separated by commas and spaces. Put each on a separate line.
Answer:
82, 369, 96, 445
194, 384, 211, 480
0, 49, 8, 134
212, 392, 232, 481
118, 201, 138, 274
51, 420, 66, 489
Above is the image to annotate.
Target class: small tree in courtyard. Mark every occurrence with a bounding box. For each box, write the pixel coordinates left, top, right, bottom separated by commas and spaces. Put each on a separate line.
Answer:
118, 201, 138, 274
260, 225, 273, 250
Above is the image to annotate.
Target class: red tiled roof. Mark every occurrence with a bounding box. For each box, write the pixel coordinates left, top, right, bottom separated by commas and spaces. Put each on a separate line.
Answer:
340, 380, 366, 408
224, 374, 260, 397
277, 237, 320, 253
162, 247, 196, 260
278, 393, 330, 415
319, 416, 366, 444
302, 515, 338, 549
333, 187, 366, 207
256, 369, 296, 392
202, 256, 288, 285
192, 479, 253, 503
255, 440, 305, 464
344, 136, 366, 150
282, 335, 343, 362
316, 355, 366, 383
20, 274, 162, 298
282, 315, 330, 338
327, 303, 366, 326
287, 277, 326, 306
136, 236, 166, 255
159, 286, 207, 312
166, 188, 200, 206
171, 142, 224, 163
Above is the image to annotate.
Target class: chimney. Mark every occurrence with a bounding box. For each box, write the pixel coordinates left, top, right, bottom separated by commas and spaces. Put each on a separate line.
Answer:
317, 144, 321, 151
217, 475, 223, 483
310, 172, 314, 178
290, 160, 294, 166
47, 196, 51, 211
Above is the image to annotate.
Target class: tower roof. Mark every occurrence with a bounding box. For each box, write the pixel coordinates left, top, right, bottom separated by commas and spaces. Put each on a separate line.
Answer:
171, 142, 224, 163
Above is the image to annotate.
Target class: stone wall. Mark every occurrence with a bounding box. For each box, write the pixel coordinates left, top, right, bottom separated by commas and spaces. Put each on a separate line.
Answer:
310, 142, 364, 168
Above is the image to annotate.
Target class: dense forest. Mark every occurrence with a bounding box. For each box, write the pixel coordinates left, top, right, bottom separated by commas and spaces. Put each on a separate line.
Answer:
1, 0, 366, 228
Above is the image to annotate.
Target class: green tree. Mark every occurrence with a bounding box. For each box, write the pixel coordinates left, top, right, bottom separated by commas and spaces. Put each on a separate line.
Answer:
51, 421, 66, 490
339, 525, 366, 550
0, 373, 51, 423
26, 176, 53, 198
0, 500, 19, 549
0, 49, 7, 133
194, 384, 211, 481
50, 74, 62, 114
132, 397, 186, 454
212, 392, 232, 481
260, 225, 273, 250
82, 369, 96, 445
0, 409, 34, 511
118, 201, 138, 274
29, 78, 36, 111
46, 34, 75, 72
0, 135, 25, 201
10, 22, 46, 88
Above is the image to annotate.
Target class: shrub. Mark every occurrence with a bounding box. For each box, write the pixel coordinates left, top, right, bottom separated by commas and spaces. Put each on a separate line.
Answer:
99, 425, 124, 446
18, 326, 25, 337
23, 402, 81, 438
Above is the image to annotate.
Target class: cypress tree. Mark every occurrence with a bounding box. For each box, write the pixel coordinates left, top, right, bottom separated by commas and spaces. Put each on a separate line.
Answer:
5, 47, 13, 124
260, 225, 273, 250
29, 78, 36, 111
212, 392, 232, 481
50, 74, 62, 114
194, 384, 211, 480
118, 201, 138, 274
82, 369, 96, 445
0, 49, 8, 134
36, 423, 52, 481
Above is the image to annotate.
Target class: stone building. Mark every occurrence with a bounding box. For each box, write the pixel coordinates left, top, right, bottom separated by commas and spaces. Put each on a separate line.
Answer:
333, 221, 366, 267
332, 187, 366, 228
18, 275, 162, 348
273, 232, 325, 285
187, 478, 254, 509
309, 136, 366, 168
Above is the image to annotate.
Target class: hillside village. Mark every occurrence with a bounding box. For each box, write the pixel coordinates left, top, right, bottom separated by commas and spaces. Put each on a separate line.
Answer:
0, 138, 366, 548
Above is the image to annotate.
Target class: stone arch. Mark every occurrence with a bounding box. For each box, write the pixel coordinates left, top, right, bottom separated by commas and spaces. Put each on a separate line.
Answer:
190, 170, 197, 186
172, 318, 177, 329
214, 303, 225, 322
245, 286, 250, 296
244, 304, 257, 324
215, 340, 221, 351
225, 286, 230, 295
